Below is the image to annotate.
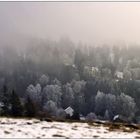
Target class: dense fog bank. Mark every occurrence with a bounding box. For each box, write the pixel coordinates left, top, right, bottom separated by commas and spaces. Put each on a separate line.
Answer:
0, 37, 140, 123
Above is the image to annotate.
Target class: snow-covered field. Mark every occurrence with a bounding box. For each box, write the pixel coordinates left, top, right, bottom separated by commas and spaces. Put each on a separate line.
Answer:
0, 118, 140, 138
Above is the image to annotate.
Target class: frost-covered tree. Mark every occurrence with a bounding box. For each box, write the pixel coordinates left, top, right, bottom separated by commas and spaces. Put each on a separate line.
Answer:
104, 110, 110, 120
26, 83, 42, 110
95, 91, 106, 116
84, 80, 98, 114
52, 78, 62, 86
42, 85, 62, 107
101, 68, 112, 78
72, 80, 86, 94
39, 74, 49, 87
62, 83, 74, 108
86, 112, 97, 121
117, 93, 137, 120
74, 48, 85, 74
43, 100, 57, 116
26, 84, 36, 96
72, 80, 86, 114
131, 68, 140, 80
26, 84, 42, 102
123, 69, 132, 80
105, 93, 117, 119
36, 83, 42, 94
126, 59, 140, 69
56, 108, 66, 120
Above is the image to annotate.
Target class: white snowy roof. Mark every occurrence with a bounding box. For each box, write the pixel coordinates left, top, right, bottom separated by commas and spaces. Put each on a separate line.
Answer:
91, 67, 99, 72
113, 115, 119, 121
64, 106, 74, 117
115, 71, 123, 79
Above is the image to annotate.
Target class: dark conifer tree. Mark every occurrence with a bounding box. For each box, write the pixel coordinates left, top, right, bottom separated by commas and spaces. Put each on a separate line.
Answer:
1, 85, 10, 116
10, 90, 23, 117
24, 95, 36, 117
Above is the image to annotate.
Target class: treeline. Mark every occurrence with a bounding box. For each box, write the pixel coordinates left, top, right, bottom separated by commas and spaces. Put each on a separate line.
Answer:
0, 38, 140, 122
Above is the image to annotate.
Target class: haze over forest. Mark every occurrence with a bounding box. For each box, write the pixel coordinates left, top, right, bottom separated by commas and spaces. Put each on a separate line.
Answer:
1, 2, 140, 125
1, 2, 140, 47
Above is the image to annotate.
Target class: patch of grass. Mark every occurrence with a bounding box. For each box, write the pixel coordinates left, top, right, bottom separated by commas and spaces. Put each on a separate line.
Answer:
42, 134, 45, 137
93, 135, 99, 138
87, 120, 140, 133
4, 130, 10, 134
72, 127, 77, 130
135, 136, 140, 139
40, 118, 53, 122
33, 120, 40, 124
108, 124, 121, 131
88, 122, 100, 127
124, 124, 140, 130
104, 131, 108, 133
41, 126, 50, 129
53, 134, 65, 137
26, 122, 32, 125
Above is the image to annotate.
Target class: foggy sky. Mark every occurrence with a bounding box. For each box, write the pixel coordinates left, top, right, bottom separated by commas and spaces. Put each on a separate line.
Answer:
1, 2, 140, 46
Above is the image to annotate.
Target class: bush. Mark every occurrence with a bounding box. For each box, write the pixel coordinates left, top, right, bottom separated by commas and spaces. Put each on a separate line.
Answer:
86, 112, 97, 121
56, 108, 66, 120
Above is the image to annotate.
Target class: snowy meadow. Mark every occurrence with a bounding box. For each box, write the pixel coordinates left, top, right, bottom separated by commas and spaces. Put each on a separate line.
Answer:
0, 117, 140, 138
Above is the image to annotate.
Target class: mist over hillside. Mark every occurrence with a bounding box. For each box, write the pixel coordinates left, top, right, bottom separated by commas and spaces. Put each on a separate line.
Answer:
1, 2, 140, 46
1, 2, 140, 136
